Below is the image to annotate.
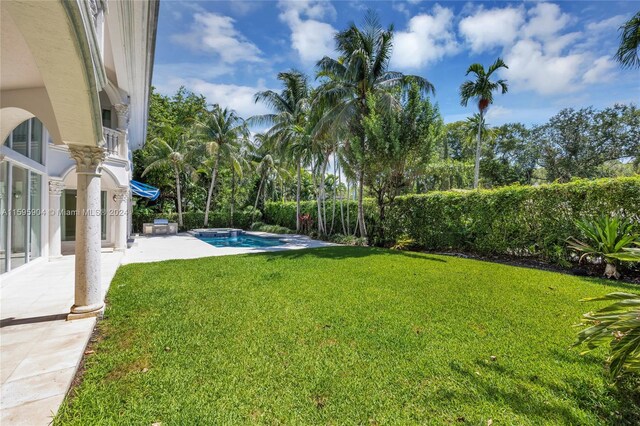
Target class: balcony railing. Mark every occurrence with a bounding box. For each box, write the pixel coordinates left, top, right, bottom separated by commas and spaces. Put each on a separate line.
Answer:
103, 127, 121, 156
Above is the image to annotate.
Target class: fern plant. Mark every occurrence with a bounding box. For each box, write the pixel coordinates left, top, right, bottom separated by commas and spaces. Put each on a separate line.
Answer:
567, 216, 640, 279
575, 292, 640, 379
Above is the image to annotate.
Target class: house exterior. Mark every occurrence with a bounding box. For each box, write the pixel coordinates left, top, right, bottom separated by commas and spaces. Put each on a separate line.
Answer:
1, 0, 159, 318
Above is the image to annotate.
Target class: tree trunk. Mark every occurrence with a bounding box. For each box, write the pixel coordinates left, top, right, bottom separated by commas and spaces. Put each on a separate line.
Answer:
174, 165, 183, 227
204, 152, 221, 227
330, 155, 337, 235
473, 110, 483, 189
346, 179, 350, 236
604, 262, 620, 279
230, 166, 235, 227
321, 153, 329, 235
296, 160, 301, 232
357, 168, 367, 238
315, 158, 325, 235
338, 162, 346, 235
253, 176, 264, 213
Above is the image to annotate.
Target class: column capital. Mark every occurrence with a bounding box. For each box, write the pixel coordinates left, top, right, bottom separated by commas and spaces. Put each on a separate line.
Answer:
113, 187, 130, 202
68, 145, 106, 174
49, 180, 65, 196
114, 103, 130, 131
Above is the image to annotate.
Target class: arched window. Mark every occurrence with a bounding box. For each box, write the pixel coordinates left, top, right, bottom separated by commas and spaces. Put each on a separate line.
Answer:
3, 117, 46, 165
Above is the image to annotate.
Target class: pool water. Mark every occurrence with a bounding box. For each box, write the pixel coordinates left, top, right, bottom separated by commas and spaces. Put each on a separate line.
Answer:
199, 234, 283, 248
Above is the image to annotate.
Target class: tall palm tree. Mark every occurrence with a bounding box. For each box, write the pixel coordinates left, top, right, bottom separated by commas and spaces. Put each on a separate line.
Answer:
249, 138, 290, 214
195, 105, 248, 227
142, 124, 194, 227
615, 11, 640, 69
459, 58, 508, 189
315, 11, 434, 238
252, 71, 311, 232
229, 142, 251, 226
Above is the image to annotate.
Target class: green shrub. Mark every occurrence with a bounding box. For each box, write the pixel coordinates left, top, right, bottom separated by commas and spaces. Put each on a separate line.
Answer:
567, 215, 640, 278
575, 292, 640, 379
329, 234, 368, 246
132, 209, 259, 232
263, 177, 640, 263
249, 222, 295, 234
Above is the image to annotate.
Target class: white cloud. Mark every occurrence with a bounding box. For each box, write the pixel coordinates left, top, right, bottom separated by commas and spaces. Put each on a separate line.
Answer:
582, 56, 617, 84
171, 12, 262, 64
160, 78, 274, 119
503, 39, 586, 95
153, 62, 234, 84
391, 5, 459, 69
458, 2, 621, 96
277, 0, 337, 64
485, 105, 512, 120
459, 6, 524, 53
522, 2, 571, 40
586, 14, 627, 32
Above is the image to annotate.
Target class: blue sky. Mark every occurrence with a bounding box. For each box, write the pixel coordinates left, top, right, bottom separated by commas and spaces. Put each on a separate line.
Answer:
153, 1, 639, 127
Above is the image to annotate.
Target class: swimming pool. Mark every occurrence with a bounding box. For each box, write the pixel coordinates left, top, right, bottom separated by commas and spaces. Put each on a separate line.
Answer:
198, 234, 283, 248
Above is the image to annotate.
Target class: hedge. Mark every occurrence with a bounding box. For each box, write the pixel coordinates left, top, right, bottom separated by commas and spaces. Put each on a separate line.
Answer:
263, 177, 640, 263
132, 210, 259, 233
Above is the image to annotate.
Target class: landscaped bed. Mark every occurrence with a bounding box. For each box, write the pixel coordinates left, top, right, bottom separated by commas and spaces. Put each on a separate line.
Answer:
55, 247, 639, 425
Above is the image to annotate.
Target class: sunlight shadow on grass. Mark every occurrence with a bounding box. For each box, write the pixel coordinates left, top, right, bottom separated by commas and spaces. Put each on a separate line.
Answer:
258, 246, 449, 262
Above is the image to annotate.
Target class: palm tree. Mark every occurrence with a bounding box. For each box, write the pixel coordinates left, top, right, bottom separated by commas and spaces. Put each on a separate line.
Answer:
229, 142, 251, 226
252, 71, 311, 232
315, 11, 434, 238
142, 124, 194, 227
195, 105, 248, 227
615, 11, 640, 69
459, 58, 508, 189
250, 138, 290, 214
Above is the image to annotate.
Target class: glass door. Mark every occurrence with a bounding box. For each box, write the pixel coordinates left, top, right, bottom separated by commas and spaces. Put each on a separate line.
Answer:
11, 165, 28, 270
0, 162, 7, 274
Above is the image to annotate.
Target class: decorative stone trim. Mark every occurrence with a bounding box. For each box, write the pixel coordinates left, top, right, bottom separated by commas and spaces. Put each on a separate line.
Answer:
68, 145, 106, 174
113, 187, 130, 202
114, 103, 130, 131
49, 180, 65, 196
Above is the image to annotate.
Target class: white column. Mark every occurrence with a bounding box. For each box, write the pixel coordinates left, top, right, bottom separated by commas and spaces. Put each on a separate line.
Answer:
48, 179, 64, 259
68, 145, 106, 319
114, 103, 129, 158
113, 187, 129, 251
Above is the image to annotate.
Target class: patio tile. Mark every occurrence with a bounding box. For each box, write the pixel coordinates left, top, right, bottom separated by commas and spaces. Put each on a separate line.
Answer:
0, 252, 122, 424
0, 393, 65, 426
0, 367, 74, 410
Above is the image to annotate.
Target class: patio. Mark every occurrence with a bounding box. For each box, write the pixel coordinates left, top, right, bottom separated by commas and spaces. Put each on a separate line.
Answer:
0, 253, 122, 425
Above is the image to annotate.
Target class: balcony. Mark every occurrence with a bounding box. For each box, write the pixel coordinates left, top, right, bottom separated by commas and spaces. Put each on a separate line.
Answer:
103, 127, 123, 157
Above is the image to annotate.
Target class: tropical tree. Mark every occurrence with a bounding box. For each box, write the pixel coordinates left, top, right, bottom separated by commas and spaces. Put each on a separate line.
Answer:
362, 84, 438, 243
195, 105, 248, 227
250, 141, 290, 214
315, 11, 434, 238
142, 124, 194, 227
252, 71, 311, 232
459, 58, 509, 188
615, 11, 640, 69
532, 105, 640, 182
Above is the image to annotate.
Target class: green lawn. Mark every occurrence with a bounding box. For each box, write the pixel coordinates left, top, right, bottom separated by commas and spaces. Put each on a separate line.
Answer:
55, 247, 639, 425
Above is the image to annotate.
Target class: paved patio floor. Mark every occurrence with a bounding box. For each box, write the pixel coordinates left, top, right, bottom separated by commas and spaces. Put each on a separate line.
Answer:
0, 253, 123, 425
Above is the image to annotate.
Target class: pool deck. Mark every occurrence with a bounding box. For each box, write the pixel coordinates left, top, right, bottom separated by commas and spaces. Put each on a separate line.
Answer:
122, 231, 333, 264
